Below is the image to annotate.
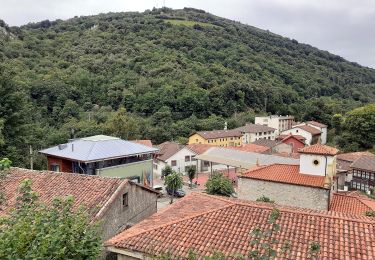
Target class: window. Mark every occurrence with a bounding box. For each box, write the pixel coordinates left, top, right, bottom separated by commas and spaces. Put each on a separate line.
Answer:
191, 156, 196, 161
51, 164, 60, 172
196, 139, 198, 143
171, 160, 177, 166
185, 156, 190, 162
122, 193, 128, 207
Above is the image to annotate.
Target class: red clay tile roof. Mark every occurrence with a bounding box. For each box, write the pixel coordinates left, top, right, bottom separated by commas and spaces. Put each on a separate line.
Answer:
351, 156, 375, 172
337, 151, 375, 162
240, 164, 327, 188
130, 139, 153, 147
251, 139, 278, 148
0, 168, 127, 218
272, 152, 300, 159
193, 129, 243, 139
227, 144, 270, 153
277, 134, 306, 142
186, 144, 215, 155
106, 192, 375, 259
299, 144, 339, 156
330, 192, 375, 216
293, 124, 322, 135
156, 141, 184, 161
306, 121, 328, 128
234, 123, 276, 133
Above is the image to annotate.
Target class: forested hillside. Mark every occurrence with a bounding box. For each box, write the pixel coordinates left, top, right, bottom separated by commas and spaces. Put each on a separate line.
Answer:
1, 7, 375, 168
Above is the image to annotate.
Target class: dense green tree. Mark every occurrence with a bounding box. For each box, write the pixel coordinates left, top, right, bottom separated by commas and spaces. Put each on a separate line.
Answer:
338, 104, 375, 151
205, 172, 234, 197
187, 166, 196, 188
1, 9, 375, 166
0, 179, 102, 259
164, 171, 183, 204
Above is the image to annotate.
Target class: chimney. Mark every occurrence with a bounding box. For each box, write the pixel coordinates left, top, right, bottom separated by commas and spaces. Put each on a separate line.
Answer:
224, 122, 228, 130
71, 143, 74, 152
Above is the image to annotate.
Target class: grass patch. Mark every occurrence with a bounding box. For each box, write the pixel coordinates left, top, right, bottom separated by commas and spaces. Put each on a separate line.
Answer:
164, 19, 217, 28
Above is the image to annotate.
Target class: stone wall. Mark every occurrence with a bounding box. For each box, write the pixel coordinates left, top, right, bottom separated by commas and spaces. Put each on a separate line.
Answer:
101, 183, 157, 241
238, 178, 330, 210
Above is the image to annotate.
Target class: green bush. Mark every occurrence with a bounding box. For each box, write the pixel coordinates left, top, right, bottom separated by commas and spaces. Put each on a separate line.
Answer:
205, 172, 234, 197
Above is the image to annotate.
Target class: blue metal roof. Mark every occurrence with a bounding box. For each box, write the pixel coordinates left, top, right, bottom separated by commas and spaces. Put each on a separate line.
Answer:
39, 135, 159, 162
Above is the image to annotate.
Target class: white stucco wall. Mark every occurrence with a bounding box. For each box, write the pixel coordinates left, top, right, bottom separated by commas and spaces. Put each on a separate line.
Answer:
242, 132, 275, 144
165, 147, 197, 174
281, 128, 312, 145
299, 154, 336, 177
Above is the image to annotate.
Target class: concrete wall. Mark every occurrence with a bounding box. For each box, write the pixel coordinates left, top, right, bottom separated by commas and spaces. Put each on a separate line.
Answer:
238, 178, 330, 210
255, 116, 294, 135
242, 131, 275, 144
101, 183, 157, 241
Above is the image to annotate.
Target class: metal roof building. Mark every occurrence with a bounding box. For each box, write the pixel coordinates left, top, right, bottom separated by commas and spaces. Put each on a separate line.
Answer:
195, 147, 299, 169
39, 135, 158, 163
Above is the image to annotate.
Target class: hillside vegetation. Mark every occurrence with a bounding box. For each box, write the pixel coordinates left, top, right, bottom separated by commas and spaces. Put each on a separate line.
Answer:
0, 7, 374, 167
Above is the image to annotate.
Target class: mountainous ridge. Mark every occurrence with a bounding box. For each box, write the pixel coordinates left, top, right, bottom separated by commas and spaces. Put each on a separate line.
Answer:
0, 7, 374, 167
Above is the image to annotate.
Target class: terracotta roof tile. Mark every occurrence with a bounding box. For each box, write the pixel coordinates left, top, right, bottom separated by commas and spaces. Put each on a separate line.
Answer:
351, 156, 375, 172
186, 144, 215, 155
277, 134, 306, 142
156, 141, 184, 161
130, 139, 153, 147
1, 168, 126, 217
234, 123, 276, 133
337, 151, 375, 162
194, 129, 242, 139
293, 124, 322, 135
251, 139, 278, 148
106, 193, 375, 259
299, 144, 339, 156
306, 121, 328, 128
330, 192, 375, 216
227, 144, 270, 153
240, 164, 326, 188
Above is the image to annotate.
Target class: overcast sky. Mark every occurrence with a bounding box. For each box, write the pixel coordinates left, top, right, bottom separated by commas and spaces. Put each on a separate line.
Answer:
1, 0, 374, 68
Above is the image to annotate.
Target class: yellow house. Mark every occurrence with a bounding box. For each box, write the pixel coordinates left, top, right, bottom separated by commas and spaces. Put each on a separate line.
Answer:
188, 130, 243, 147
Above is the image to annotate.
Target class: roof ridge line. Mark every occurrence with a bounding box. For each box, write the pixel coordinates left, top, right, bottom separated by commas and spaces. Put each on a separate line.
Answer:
232, 199, 375, 224
106, 198, 235, 244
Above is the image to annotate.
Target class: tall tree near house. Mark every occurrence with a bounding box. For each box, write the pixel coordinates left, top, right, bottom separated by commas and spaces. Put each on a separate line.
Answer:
0, 179, 101, 259
187, 166, 196, 188
0, 158, 11, 206
106, 107, 140, 140
161, 165, 173, 178
205, 171, 234, 197
164, 172, 183, 204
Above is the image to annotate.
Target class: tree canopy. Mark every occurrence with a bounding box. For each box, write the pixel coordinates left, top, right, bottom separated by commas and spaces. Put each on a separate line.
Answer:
0, 179, 102, 259
1, 8, 374, 167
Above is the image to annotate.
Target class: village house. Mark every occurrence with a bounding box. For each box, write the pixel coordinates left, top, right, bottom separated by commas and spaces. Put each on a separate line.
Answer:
238, 144, 338, 210
154, 141, 197, 177
233, 123, 276, 143
255, 115, 294, 135
251, 139, 294, 154
275, 134, 306, 153
336, 151, 375, 191
1, 168, 158, 241
350, 155, 375, 193
281, 124, 322, 145
105, 192, 375, 259
188, 129, 243, 147
39, 135, 158, 186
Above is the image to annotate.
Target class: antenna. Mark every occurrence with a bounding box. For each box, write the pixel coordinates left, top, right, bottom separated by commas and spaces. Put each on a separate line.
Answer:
163, 0, 166, 7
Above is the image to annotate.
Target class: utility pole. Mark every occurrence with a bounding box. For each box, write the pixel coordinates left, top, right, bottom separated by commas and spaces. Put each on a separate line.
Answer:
29, 145, 34, 170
